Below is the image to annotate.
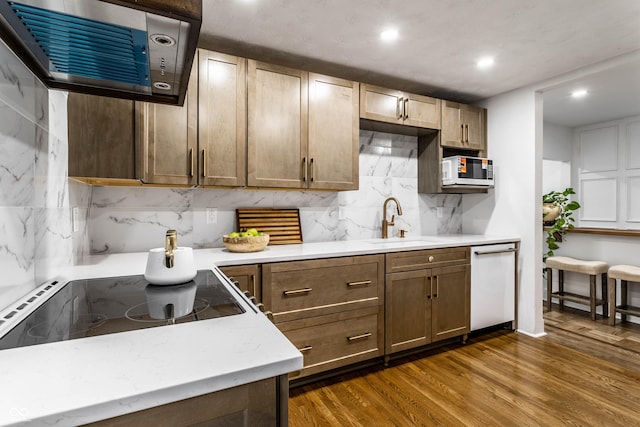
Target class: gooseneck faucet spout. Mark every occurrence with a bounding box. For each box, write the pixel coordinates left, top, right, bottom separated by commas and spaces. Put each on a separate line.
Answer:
165, 229, 177, 268
382, 197, 403, 239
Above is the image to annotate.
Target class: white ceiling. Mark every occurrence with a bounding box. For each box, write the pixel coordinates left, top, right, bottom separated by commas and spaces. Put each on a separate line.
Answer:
199, 0, 640, 127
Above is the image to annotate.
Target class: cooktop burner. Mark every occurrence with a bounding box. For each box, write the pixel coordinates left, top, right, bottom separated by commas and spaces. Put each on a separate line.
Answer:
0, 270, 245, 350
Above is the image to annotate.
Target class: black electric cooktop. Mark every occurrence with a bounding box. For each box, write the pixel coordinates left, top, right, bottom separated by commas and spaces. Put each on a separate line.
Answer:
0, 270, 246, 350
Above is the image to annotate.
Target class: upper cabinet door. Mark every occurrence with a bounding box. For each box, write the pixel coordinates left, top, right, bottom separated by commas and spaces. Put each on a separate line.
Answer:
404, 93, 441, 129
138, 64, 198, 186
360, 84, 404, 125
308, 73, 359, 191
67, 93, 136, 180
198, 50, 247, 187
462, 105, 486, 152
441, 101, 465, 149
247, 60, 308, 188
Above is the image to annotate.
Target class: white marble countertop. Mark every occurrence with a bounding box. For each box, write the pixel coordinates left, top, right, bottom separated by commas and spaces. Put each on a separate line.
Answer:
0, 234, 519, 426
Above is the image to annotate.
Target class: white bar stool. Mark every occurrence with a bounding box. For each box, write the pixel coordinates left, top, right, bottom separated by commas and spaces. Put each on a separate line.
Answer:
546, 256, 609, 320
608, 265, 640, 326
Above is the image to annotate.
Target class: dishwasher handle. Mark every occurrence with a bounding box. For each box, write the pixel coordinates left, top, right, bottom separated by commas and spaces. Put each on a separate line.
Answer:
474, 248, 517, 256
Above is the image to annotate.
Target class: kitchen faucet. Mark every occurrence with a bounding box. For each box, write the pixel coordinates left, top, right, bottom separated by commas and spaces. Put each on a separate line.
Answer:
382, 197, 403, 239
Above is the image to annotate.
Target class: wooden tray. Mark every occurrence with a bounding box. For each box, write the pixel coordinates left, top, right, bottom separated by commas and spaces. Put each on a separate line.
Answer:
236, 208, 303, 245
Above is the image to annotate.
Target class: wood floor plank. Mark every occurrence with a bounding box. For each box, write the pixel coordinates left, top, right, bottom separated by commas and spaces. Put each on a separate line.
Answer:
289, 310, 640, 427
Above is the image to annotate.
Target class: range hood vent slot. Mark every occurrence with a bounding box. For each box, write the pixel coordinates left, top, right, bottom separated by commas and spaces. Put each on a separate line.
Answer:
11, 2, 151, 87
0, 0, 202, 105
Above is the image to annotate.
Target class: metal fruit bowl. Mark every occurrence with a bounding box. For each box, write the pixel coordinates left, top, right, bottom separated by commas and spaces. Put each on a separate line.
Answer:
222, 234, 270, 252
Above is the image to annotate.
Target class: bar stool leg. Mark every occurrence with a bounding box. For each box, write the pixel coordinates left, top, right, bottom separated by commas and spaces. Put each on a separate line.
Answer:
608, 276, 617, 326
546, 268, 553, 310
601, 273, 608, 318
589, 274, 596, 320
559, 270, 565, 311
621, 280, 628, 323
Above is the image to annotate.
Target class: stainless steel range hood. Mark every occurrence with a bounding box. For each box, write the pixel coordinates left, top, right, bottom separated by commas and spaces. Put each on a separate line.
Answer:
0, 0, 201, 105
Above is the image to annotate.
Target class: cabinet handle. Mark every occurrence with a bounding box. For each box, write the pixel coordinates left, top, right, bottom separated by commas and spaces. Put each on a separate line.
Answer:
298, 345, 313, 352
397, 97, 404, 120
347, 280, 372, 287
433, 275, 439, 298
189, 148, 194, 177
428, 276, 432, 299
403, 98, 409, 120
465, 124, 469, 143
250, 274, 256, 297
347, 332, 372, 342
283, 287, 312, 296
310, 158, 314, 182
474, 248, 517, 256
460, 124, 464, 143
202, 148, 207, 177
302, 157, 307, 182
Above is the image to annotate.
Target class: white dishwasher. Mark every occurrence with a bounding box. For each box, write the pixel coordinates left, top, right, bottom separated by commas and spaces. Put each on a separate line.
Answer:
470, 243, 517, 331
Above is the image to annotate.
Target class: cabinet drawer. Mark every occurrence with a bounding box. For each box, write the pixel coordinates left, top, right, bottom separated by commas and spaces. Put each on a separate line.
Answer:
263, 254, 384, 322
386, 247, 469, 273
278, 306, 383, 379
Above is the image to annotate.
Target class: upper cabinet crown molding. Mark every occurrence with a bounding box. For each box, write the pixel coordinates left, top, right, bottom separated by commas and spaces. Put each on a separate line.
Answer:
359, 84, 441, 130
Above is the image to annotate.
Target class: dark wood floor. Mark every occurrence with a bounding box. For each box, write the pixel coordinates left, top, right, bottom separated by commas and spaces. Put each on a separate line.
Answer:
288, 307, 640, 426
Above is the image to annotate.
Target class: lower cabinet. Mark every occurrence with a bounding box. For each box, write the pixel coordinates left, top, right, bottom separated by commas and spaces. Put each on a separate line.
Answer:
233, 247, 471, 380
219, 264, 261, 302
277, 306, 382, 379
385, 248, 470, 358
262, 254, 385, 379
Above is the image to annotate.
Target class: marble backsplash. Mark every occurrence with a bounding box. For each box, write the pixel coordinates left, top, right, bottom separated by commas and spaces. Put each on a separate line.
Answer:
0, 39, 90, 308
89, 130, 462, 253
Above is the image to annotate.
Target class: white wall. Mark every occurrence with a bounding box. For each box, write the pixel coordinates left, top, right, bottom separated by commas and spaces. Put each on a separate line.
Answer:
542, 121, 573, 194
543, 121, 573, 161
463, 88, 544, 337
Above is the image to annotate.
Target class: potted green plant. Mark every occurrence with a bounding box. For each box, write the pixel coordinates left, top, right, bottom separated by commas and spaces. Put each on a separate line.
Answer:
543, 187, 580, 262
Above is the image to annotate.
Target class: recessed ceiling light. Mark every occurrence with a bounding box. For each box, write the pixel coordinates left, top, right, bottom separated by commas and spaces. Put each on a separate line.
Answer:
477, 57, 495, 69
571, 89, 588, 98
380, 28, 399, 42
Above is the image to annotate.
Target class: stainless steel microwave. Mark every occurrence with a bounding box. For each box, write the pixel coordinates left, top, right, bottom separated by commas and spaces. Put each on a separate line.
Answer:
442, 155, 494, 186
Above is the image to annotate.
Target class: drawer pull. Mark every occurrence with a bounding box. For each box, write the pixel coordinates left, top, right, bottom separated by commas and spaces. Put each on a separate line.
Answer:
347, 332, 372, 342
347, 280, 372, 288
428, 255, 435, 262
283, 287, 313, 296
298, 345, 313, 352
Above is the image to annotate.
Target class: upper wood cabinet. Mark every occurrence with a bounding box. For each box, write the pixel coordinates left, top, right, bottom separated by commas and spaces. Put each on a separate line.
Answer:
360, 84, 441, 130
67, 93, 137, 183
137, 63, 198, 186
138, 50, 247, 187
247, 61, 308, 189
198, 50, 247, 187
248, 61, 358, 190
441, 101, 486, 152
308, 73, 359, 190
